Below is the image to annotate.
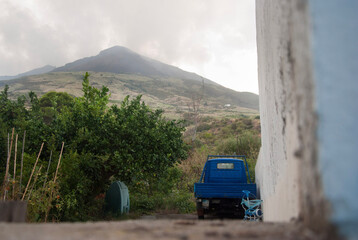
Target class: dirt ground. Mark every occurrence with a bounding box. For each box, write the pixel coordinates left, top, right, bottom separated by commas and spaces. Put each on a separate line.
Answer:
0, 216, 329, 240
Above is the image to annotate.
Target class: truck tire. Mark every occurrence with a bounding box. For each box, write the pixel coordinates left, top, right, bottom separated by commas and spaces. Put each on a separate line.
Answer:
196, 202, 204, 220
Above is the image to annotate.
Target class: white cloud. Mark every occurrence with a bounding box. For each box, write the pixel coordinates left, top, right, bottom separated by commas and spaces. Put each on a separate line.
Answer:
0, 0, 258, 93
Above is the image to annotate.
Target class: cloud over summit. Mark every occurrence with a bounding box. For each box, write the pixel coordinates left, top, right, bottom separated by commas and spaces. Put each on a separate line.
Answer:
0, 0, 258, 93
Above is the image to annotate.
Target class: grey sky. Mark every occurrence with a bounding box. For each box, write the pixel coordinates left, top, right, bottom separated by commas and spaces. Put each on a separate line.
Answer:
0, 0, 258, 93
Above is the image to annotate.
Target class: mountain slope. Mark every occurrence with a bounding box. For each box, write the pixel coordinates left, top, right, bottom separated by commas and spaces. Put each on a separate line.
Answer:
52, 46, 217, 85
0, 46, 259, 117
0, 65, 55, 81
0, 71, 259, 118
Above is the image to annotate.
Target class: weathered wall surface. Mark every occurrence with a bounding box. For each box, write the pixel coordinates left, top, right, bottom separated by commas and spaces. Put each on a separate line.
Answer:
255, 0, 326, 224
256, 0, 358, 239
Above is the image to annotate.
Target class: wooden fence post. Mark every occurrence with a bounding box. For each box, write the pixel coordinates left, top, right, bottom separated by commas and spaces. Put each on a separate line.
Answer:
19, 130, 26, 194
22, 143, 44, 201
13, 134, 18, 199
2, 128, 14, 200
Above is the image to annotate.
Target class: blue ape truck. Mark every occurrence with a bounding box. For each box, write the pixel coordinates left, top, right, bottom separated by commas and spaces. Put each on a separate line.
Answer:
194, 155, 257, 219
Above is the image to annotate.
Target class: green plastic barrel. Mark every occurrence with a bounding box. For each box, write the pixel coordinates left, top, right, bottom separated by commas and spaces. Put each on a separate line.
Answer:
105, 181, 130, 215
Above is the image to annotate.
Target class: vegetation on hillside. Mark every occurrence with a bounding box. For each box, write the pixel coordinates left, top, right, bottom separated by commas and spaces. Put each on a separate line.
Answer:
0, 73, 261, 221
0, 73, 188, 221
0, 71, 259, 119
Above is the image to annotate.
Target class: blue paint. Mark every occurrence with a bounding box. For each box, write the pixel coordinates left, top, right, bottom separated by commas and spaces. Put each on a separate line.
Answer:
205, 159, 246, 183
194, 156, 256, 198
310, 1, 358, 239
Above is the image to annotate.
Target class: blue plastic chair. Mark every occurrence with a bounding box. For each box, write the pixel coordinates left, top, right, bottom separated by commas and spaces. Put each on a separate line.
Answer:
241, 190, 263, 221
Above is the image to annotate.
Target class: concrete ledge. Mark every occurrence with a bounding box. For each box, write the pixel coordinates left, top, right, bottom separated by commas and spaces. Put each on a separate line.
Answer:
0, 201, 27, 222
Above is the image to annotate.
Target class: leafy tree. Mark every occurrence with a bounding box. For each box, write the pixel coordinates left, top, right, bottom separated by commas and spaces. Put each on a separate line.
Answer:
53, 73, 188, 220
39, 91, 74, 124
0, 73, 188, 221
0, 85, 28, 173
0, 85, 28, 129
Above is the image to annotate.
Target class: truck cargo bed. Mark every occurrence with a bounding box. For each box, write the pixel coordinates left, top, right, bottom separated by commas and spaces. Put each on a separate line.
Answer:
194, 182, 256, 198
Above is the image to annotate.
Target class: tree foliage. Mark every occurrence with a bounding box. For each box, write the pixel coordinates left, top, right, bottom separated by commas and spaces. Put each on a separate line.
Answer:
0, 72, 188, 221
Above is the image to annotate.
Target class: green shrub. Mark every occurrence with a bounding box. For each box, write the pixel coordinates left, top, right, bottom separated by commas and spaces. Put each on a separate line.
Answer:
130, 190, 195, 215
197, 123, 211, 132
215, 131, 260, 182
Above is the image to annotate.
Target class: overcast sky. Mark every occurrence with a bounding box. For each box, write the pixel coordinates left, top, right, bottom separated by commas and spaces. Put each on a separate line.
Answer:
0, 0, 258, 94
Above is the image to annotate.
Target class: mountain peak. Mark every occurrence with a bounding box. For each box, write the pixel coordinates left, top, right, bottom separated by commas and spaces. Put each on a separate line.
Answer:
52, 46, 216, 84
99, 46, 134, 55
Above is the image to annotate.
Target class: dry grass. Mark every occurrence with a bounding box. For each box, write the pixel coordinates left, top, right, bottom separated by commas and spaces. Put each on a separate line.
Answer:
178, 146, 210, 190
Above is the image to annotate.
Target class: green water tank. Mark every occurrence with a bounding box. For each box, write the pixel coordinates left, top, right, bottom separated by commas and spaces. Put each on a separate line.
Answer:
105, 181, 130, 215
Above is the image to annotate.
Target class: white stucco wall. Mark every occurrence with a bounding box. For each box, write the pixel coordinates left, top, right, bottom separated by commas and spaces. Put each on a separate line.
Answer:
256, 0, 358, 239
256, 0, 323, 223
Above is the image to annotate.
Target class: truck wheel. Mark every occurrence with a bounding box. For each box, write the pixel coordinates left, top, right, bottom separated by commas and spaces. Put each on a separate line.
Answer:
196, 202, 204, 220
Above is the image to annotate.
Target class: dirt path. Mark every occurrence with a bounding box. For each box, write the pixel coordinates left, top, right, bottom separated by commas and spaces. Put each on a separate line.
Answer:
0, 218, 327, 240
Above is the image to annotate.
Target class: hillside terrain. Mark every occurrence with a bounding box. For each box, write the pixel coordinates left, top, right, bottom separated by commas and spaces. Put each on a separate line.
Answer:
53, 46, 215, 85
0, 65, 55, 81
0, 46, 259, 118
